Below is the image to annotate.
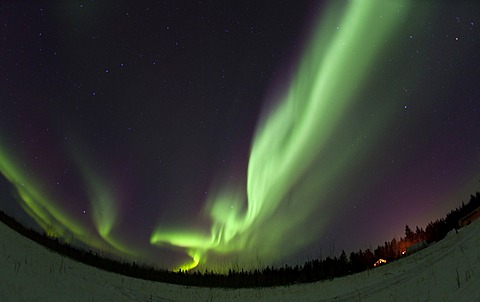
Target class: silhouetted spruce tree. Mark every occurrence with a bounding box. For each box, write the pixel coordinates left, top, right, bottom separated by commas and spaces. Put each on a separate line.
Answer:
338, 250, 349, 276
404, 224, 414, 245
414, 226, 427, 243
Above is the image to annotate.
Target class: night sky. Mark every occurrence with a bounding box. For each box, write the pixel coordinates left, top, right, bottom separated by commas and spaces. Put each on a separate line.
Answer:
1, 0, 479, 271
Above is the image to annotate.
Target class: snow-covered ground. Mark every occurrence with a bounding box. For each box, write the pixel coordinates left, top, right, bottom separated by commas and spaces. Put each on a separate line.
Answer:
1, 219, 479, 301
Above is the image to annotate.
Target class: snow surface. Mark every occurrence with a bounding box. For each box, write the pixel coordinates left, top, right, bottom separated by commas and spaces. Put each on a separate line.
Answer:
1, 219, 480, 301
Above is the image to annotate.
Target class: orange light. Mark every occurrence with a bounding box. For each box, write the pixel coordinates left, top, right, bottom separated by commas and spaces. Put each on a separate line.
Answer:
374, 259, 387, 267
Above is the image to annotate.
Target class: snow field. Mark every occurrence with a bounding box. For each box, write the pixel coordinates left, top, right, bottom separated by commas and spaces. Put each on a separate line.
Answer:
1, 218, 479, 301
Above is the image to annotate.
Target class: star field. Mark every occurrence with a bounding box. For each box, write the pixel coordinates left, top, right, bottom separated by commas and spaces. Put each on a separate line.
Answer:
1, 0, 479, 270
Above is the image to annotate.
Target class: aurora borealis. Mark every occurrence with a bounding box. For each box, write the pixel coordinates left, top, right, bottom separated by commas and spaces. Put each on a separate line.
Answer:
1, 1, 480, 271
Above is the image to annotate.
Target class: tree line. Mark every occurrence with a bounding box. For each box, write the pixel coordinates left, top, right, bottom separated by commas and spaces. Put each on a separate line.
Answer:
0, 191, 479, 288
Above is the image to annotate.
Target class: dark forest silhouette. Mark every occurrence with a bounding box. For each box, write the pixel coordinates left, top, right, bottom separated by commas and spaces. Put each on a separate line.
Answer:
1, 191, 479, 288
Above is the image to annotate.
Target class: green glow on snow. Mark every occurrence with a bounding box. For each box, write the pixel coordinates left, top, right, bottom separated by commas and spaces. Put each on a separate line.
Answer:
151, 0, 411, 270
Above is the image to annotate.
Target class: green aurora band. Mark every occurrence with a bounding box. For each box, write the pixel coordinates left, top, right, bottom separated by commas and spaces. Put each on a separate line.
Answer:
0, 0, 423, 271
0, 143, 85, 239
150, 0, 411, 271
0, 141, 138, 259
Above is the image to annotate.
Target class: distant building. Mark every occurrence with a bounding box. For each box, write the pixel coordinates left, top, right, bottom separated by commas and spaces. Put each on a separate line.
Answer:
406, 240, 428, 254
458, 207, 480, 228
374, 259, 387, 267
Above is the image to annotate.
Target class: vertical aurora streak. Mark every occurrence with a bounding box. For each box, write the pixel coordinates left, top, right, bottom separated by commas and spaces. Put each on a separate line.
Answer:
76, 156, 137, 256
2, 0, 477, 273
150, 0, 410, 270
